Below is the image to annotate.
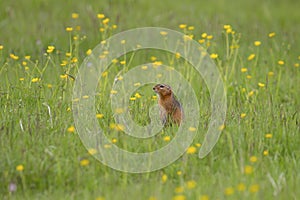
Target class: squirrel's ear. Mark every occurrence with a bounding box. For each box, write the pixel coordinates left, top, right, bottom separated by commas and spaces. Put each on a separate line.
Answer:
165, 84, 172, 90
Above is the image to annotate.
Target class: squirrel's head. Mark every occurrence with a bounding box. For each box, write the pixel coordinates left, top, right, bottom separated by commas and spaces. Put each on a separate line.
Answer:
153, 84, 172, 97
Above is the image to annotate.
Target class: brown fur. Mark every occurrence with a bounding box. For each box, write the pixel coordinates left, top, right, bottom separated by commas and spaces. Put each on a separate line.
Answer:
153, 84, 183, 125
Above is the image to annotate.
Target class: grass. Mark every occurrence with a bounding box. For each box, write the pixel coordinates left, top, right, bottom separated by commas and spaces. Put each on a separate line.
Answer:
0, 0, 300, 199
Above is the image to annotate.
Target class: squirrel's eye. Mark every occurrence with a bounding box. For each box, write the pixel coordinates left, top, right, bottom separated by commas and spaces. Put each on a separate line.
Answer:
159, 85, 164, 88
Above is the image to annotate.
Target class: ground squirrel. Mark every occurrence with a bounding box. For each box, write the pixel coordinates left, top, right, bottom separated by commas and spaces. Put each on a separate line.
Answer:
153, 84, 183, 125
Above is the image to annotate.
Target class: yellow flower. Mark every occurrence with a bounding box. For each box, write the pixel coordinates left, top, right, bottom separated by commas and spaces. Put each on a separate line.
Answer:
246, 75, 252, 79
121, 40, 126, 44
268, 32, 276, 38
248, 91, 254, 97
218, 124, 225, 130
61, 60, 68, 66
201, 33, 207, 38
66, 107, 71, 111
134, 92, 142, 98
47, 46, 55, 53
96, 114, 104, 119
160, 31, 168, 36
199, 195, 209, 200
294, 63, 299, 68
186, 146, 197, 154
82, 95, 89, 99
223, 24, 231, 30
179, 24, 187, 29
102, 71, 108, 77
10, 53, 19, 60
172, 195, 186, 200
268, 71, 274, 76
244, 165, 253, 174
72, 98, 80, 102
97, 13, 105, 19
175, 52, 181, 59
67, 125, 75, 133
149, 196, 157, 200
198, 39, 205, 44
196, 143, 201, 147
31, 78, 40, 83
111, 59, 118, 64
250, 156, 258, 163
263, 150, 269, 156
16, 165, 24, 172
241, 68, 247, 72
249, 184, 259, 193
150, 56, 157, 61
153, 61, 162, 67
226, 28, 233, 34
0, 45, 3, 50
207, 35, 213, 40
71, 57, 78, 63
112, 138, 117, 143
96, 197, 105, 200
19, 78, 25, 81
210, 53, 218, 59
80, 159, 90, 166
174, 186, 184, 193
237, 183, 246, 191
278, 60, 285, 65
163, 136, 171, 142
88, 148, 97, 155
86, 49, 92, 55
186, 180, 197, 189
177, 171, 182, 176
65, 27, 73, 32
120, 60, 126, 65
152, 95, 157, 100
25, 55, 31, 60
247, 54, 255, 61
240, 113, 246, 118
188, 26, 194, 30
254, 41, 261, 46
183, 34, 193, 41
134, 82, 141, 87
224, 187, 234, 196
188, 127, 197, 132
258, 82, 265, 88
102, 18, 110, 25
117, 76, 123, 81
265, 133, 272, 138
130, 97, 136, 101
60, 74, 68, 79
162, 174, 168, 183
22, 61, 27, 66
115, 124, 125, 131
72, 13, 79, 19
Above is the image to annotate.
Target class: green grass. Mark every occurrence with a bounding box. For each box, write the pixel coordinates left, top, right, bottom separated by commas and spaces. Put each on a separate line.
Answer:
1, 0, 300, 199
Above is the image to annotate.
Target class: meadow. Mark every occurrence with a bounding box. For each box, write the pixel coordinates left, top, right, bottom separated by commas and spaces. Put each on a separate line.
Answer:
0, 0, 300, 199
